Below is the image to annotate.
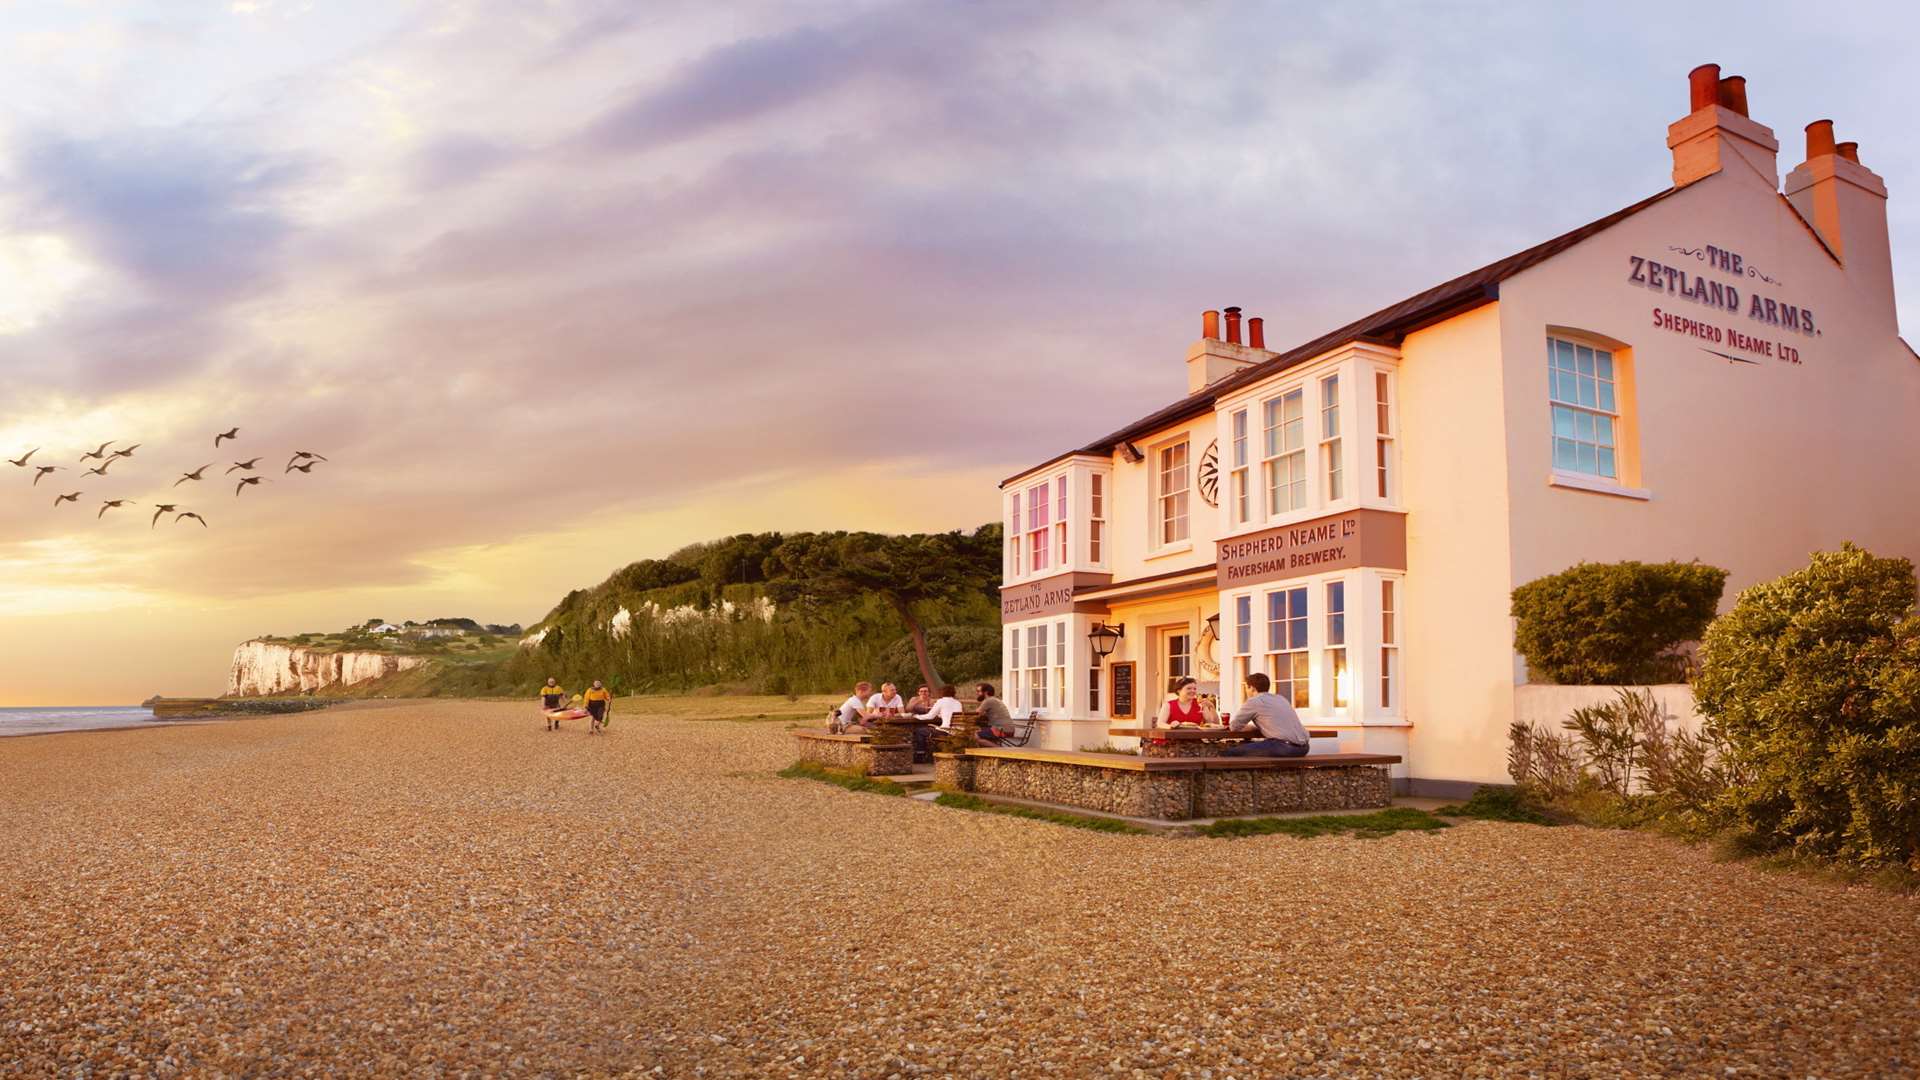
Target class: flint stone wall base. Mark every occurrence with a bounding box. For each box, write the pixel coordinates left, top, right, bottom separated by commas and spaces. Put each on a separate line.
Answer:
939, 753, 1394, 820
793, 733, 911, 777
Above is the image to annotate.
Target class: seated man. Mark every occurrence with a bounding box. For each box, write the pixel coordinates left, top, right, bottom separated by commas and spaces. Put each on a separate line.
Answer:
865, 682, 906, 718
904, 685, 936, 717
832, 681, 874, 734
971, 682, 1013, 745
1222, 672, 1311, 757
909, 684, 966, 760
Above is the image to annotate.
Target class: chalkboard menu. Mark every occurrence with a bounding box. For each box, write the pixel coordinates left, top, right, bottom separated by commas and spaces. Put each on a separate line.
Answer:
1110, 661, 1136, 720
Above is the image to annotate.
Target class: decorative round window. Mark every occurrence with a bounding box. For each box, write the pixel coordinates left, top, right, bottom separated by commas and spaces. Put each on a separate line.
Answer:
1196, 439, 1220, 507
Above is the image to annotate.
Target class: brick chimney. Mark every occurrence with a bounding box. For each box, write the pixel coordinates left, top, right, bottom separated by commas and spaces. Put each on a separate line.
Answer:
1187, 307, 1274, 394
1785, 119, 1895, 320
1667, 64, 1779, 189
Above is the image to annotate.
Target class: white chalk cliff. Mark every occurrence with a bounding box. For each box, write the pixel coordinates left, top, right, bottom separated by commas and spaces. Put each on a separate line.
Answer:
228, 640, 426, 697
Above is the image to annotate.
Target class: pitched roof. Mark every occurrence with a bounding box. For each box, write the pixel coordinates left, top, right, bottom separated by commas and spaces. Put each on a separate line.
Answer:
1004, 186, 1681, 486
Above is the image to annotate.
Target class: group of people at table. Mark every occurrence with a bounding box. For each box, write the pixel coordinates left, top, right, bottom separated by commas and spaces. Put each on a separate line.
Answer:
828, 671, 1313, 759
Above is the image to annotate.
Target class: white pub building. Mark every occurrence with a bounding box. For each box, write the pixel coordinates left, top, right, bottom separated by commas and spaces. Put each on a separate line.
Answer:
997, 66, 1920, 794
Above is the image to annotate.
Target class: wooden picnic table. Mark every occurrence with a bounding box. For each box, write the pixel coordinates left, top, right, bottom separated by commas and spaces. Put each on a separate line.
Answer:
1108, 725, 1340, 758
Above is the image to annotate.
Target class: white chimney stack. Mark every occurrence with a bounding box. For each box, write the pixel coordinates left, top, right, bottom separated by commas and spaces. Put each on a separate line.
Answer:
1667, 63, 1779, 189
1786, 119, 1895, 325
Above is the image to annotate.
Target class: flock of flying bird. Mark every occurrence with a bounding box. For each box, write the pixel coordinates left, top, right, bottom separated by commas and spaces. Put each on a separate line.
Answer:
7, 427, 330, 528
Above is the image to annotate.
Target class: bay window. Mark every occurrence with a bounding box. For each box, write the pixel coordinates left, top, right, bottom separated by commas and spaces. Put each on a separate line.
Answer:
1321, 375, 1343, 501
1264, 586, 1309, 708
1374, 371, 1393, 500
1055, 475, 1068, 566
1263, 390, 1306, 516
1230, 408, 1250, 525
1026, 482, 1050, 573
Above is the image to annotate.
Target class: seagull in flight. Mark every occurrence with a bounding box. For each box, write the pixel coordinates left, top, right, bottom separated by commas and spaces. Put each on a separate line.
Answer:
32, 465, 63, 486
235, 476, 267, 497
175, 464, 214, 486
214, 427, 240, 447
285, 459, 323, 474
98, 499, 129, 519
83, 459, 117, 477
176, 511, 208, 528
286, 451, 328, 470
79, 441, 116, 463
151, 503, 181, 528
53, 491, 82, 507
226, 458, 262, 475
109, 443, 141, 459
7, 448, 39, 467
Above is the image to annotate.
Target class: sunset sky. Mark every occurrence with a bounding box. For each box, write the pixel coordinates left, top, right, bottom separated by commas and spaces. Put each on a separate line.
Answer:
2, 2, 1914, 705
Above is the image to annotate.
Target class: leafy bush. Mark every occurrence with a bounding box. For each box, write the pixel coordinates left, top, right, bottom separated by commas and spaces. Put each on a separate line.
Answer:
1511, 560, 1728, 684
1434, 786, 1556, 825
1695, 545, 1920, 869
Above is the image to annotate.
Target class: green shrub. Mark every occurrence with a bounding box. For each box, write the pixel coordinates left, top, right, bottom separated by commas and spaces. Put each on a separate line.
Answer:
1695, 545, 1920, 869
1435, 786, 1557, 825
875, 625, 1001, 689
1511, 560, 1728, 684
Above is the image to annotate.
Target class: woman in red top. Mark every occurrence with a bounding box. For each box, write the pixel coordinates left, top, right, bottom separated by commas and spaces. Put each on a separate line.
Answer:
1155, 677, 1218, 727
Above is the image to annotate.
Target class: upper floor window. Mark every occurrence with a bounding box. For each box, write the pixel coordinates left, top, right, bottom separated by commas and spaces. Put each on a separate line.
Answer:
1320, 375, 1343, 502
1548, 336, 1618, 480
1374, 372, 1394, 499
1055, 474, 1068, 565
1229, 409, 1250, 525
1009, 493, 1023, 576
1263, 389, 1306, 516
1026, 482, 1051, 572
1088, 473, 1105, 564
1157, 441, 1190, 546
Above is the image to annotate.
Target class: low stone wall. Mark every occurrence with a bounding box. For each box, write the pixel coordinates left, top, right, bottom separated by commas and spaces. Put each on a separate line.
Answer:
792, 732, 912, 777
939, 752, 1394, 821
969, 756, 1194, 819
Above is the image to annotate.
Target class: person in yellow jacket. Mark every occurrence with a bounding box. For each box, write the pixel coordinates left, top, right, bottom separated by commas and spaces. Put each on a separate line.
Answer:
540, 678, 568, 730
583, 680, 614, 735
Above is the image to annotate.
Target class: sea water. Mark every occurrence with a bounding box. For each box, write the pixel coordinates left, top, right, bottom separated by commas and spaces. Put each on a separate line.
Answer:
0, 706, 168, 737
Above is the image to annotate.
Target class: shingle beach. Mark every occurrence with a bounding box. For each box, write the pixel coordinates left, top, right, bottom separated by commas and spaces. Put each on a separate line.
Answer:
3, 698, 1916, 1077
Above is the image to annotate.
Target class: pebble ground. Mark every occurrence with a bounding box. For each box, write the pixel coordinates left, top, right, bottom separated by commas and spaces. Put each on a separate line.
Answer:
2, 698, 1917, 1078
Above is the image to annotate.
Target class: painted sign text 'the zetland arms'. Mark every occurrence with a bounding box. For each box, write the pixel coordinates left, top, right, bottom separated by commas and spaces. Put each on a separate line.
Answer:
1632, 243, 1814, 364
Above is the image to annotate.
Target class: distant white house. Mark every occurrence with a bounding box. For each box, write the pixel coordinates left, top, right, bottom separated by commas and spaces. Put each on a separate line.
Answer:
403, 626, 464, 639
367, 623, 402, 635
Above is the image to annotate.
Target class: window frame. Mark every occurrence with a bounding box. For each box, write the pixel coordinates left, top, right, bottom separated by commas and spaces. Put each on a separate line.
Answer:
1262, 389, 1307, 518
1547, 335, 1622, 481
1320, 374, 1343, 503
1153, 438, 1192, 550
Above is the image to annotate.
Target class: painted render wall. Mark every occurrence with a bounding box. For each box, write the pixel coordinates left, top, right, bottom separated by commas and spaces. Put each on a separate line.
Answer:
1392, 303, 1520, 784
1500, 164, 1920, 600
1103, 412, 1222, 586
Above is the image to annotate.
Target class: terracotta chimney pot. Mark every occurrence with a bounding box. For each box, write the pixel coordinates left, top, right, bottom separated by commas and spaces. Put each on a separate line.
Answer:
1717, 75, 1748, 117
1248, 317, 1265, 350
1202, 310, 1220, 340
1806, 119, 1836, 159
1836, 141, 1860, 164
1223, 306, 1242, 346
1688, 64, 1722, 112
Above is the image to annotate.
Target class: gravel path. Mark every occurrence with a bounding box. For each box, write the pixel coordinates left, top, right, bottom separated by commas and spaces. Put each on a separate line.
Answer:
3, 699, 1916, 1078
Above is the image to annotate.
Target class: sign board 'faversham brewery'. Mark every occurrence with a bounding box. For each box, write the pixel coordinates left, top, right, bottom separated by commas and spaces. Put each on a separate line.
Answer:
1636, 241, 1816, 364
1216, 509, 1407, 589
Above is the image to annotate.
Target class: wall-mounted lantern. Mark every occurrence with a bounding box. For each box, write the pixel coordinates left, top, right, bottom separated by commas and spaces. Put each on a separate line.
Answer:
1088, 622, 1125, 659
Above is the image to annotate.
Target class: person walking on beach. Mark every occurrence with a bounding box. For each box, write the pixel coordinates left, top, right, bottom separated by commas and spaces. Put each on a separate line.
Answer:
583, 680, 613, 735
540, 678, 568, 731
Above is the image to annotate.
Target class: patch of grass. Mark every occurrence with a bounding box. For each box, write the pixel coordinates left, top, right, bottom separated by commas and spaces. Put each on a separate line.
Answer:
1076, 744, 1138, 755
778, 760, 906, 796
1434, 785, 1557, 825
933, 792, 1149, 834
1197, 807, 1451, 840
